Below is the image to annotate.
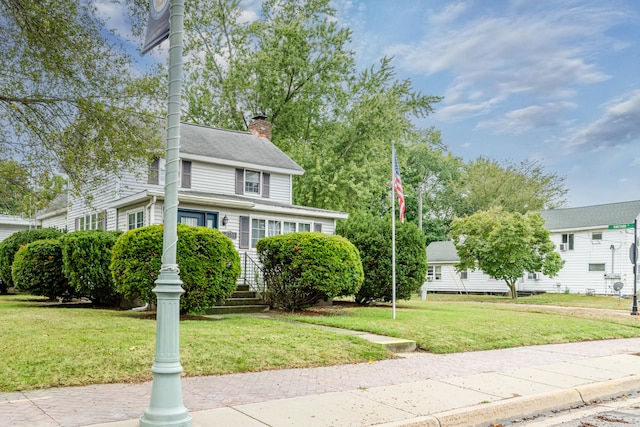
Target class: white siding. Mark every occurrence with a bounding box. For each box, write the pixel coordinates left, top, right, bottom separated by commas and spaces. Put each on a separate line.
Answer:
424, 263, 510, 294
40, 213, 68, 232
189, 162, 292, 204
527, 226, 636, 296
0, 216, 32, 242
69, 167, 148, 232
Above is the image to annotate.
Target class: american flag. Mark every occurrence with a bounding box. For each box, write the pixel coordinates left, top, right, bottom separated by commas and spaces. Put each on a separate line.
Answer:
393, 148, 405, 222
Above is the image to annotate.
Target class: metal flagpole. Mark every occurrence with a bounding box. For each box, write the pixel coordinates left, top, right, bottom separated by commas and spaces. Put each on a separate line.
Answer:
140, 0, 191, 425
391, 142, 397, 320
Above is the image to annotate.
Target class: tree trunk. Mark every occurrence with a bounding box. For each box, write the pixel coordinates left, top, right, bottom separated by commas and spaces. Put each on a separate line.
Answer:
506, 281, 518, 300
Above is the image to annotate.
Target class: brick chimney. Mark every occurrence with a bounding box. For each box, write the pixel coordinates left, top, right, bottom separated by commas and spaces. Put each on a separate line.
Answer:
248, 115, 271, 139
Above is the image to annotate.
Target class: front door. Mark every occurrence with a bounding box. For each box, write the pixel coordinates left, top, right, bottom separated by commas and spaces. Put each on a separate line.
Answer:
178, 209, 219, 229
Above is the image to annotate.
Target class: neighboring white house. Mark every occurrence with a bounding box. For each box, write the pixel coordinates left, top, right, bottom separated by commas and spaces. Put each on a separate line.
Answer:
425, 241, 509, 294
38, 118, 348, 261
425, 200, 640, 296
0, 215, 35, 242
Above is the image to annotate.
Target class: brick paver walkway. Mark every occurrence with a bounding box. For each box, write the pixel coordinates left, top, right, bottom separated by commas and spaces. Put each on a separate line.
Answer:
2, 338, 639, 426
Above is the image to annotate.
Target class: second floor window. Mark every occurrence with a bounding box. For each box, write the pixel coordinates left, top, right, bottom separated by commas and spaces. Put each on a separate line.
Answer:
245, 170, 260, 194
236, 168, 270, 198
561, 233, 574, 250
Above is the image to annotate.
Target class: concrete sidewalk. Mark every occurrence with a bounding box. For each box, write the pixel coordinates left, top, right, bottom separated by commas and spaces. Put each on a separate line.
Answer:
2, 338, 640, 427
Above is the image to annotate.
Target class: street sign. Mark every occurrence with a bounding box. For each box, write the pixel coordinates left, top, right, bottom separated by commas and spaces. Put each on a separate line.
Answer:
609, 223, 634, 229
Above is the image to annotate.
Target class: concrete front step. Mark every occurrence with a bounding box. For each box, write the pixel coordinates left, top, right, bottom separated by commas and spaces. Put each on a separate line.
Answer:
232, 290, 256, 299
222, 297, 264, 306
205, 305, 270, 315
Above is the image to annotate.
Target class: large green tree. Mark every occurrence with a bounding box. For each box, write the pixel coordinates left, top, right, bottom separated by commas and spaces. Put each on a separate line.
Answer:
181, 0, 441, 213
449, 208, 564, 299
461, 157, 567, 214
0, 160, 65, 216
0, 0, 164, 195
398, 132, 467, 244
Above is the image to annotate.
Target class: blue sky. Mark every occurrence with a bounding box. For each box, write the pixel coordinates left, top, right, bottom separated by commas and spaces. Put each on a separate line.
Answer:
100, 0, 640, 208
331, 0, 640, 208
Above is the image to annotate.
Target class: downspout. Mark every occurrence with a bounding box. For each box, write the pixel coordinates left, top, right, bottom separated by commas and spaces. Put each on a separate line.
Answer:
146, 196, 157, 226
610, 244, 615, 276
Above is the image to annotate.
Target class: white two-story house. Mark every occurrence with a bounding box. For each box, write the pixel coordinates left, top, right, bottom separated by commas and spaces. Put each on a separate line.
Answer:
424, 200, 640, 296
40, 118, 347, 263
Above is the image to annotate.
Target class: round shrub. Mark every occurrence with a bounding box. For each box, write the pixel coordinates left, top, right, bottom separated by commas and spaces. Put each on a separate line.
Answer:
0, 228, 62, 293
11, 239, 69, 299
337, 212, 427, 304
61, 230, 123, 306
110, 224, 241, 314
256, 232, 364, 310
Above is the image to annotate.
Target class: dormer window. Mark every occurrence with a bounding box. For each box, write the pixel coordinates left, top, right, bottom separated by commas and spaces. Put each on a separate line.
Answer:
235, 168, 270, 198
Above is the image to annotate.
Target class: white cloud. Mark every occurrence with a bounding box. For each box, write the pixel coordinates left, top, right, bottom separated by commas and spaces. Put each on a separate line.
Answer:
476, 102, 576, 134
567, 90, 640, 150
632, 157, 640, 166
95, 0, 133, 40
387, 3, 626, 122
428, 2, 469, 24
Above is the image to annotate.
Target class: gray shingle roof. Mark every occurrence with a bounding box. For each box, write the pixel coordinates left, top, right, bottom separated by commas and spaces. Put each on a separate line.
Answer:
538, 200, 640, 230
426, 241, 459, 262
180, 123, 303, 173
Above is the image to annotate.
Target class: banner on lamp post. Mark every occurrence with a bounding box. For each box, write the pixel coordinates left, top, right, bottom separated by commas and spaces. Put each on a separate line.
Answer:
142, 0, 170, 55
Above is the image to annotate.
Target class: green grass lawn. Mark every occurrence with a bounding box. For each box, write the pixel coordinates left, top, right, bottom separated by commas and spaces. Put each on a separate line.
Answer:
4, 292, 640, 392
289, 295, 640, 354
0, 295, 390, 392
420, 292, 633, 310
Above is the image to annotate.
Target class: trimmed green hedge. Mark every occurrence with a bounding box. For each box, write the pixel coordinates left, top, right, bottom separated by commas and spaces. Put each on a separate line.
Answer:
257, 232, 363, 310
337, 212, 427, 304
110, 224, 240, 314
11, 239, 69, 300
0, 228, 62, 293
60, 230, 123, 306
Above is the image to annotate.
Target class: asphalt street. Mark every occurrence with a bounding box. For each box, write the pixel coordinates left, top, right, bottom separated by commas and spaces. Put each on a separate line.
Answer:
507, 392, 640, 426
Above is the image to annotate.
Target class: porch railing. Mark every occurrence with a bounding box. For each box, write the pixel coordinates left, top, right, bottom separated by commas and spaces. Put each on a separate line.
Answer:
241, 252, 266, 303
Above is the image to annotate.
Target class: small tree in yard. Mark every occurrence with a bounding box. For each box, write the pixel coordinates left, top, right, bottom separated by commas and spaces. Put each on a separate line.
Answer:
337, 212, 427, 304
449, 208, 564, 299
257, 232, 363, 310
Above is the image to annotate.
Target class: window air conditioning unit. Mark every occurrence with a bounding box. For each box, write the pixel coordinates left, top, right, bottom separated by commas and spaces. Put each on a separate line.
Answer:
559, 243, 568, 251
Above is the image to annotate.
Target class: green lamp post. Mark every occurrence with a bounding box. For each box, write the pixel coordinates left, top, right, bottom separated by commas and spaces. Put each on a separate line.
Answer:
139, 0, 192, 425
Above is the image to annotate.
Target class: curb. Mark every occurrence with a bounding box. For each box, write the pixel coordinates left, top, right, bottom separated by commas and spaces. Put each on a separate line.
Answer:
376, 374, 640, 427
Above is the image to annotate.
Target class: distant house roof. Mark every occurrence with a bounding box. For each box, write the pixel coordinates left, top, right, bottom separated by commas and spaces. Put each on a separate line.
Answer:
426, 241, 459, 263
538, 200, 640, 231
180, 123, 304, 174
0, 215, 32, 226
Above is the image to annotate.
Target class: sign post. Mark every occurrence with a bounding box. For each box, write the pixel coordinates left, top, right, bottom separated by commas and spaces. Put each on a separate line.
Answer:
631, 219, 638, 316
